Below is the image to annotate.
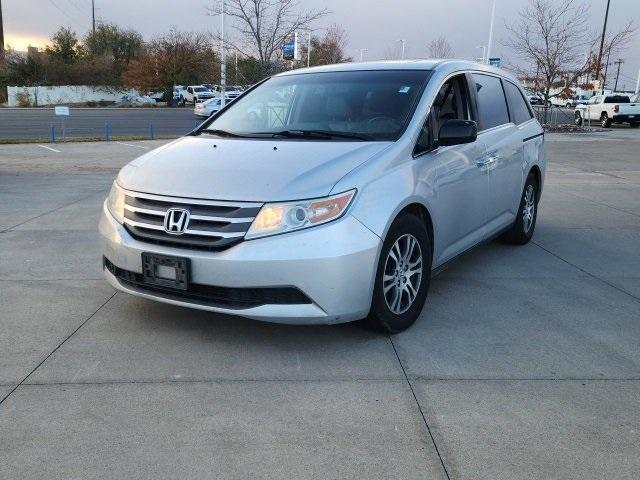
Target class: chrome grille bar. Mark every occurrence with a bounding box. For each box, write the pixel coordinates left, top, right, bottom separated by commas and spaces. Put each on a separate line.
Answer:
122, 190, 262, 250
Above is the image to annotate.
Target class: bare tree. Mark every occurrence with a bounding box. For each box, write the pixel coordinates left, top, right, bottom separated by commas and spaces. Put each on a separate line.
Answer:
504, 0, 635, 105
308, 24, 351, 66
587, 20, 636, 91
502, 0, 592, 107
207, 0, 328, 76
427, 37, 453, 59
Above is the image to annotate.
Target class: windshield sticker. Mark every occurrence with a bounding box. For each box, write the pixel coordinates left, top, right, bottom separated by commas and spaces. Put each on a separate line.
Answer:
399, 86, 411, 93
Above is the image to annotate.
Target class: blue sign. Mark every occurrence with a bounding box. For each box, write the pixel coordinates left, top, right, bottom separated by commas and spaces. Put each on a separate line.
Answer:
489, 58, 501, 67
282, 36, 295, 60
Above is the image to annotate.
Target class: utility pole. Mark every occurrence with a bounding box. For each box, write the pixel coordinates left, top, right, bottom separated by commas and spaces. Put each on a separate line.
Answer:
307, 32, 311, 67
220, 0, 226, 107
0, 0, 5, 65
636, 68, 640, 94
595, 0, 611, 93
602, 48, 612, 93
613, 59, 624, 92
92, 0, 96, 33
486, 0, 497, 64
359, 49, 368, 62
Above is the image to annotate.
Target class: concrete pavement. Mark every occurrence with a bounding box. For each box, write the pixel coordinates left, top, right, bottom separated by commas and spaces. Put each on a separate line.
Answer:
1, 131, 639, 479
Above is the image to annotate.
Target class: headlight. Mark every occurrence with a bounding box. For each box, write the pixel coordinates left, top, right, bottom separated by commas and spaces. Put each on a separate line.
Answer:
106, 181, 125, 224
246, 189, 356, 240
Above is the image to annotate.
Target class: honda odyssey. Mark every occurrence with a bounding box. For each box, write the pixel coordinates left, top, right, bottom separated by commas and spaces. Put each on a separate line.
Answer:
100, 60, 545, 333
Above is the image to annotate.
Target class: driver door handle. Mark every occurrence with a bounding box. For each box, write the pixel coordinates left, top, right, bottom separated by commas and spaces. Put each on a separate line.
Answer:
476, 153, 498, 168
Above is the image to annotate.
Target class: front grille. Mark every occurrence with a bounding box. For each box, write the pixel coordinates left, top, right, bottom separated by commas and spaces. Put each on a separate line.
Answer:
123, 191, 262, 251
104, 257, 312, 309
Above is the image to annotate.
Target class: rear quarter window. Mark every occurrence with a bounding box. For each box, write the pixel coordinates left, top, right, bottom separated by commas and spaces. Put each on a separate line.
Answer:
472, 73, 510, 130
504, 81, 534, 125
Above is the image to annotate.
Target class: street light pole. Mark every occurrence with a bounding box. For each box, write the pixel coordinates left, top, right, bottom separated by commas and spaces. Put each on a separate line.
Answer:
636, 68, 640, 94
92, 0, 96, 33
476, 45, 486, 63
359, 49, 368, 62
486, 0, 497, 64
595, 0, 611, 94
220, 0, 226, 107
398, 39, 405, 60
307, 32, 311, 67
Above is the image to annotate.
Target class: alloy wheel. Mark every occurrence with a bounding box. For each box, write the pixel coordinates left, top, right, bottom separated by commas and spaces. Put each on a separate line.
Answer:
383, 234, 423, 315
523, 184, 535, 233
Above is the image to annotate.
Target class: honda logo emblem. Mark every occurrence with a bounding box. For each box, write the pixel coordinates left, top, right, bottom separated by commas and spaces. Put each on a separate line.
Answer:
164, 208, 190, 235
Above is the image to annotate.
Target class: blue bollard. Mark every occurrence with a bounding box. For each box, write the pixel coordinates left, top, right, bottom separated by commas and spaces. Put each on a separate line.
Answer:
105, 123, 111, 142
149, 122, 155, 140
50, 125, 56, 143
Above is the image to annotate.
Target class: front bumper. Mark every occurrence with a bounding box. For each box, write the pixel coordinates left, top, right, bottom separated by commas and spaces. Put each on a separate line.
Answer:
99, 203, 381, 324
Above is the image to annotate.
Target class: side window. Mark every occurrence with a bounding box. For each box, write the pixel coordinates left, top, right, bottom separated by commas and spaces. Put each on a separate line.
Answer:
472, 73, 509, 130
504, 81, 533, 125
414, 74, 470, 155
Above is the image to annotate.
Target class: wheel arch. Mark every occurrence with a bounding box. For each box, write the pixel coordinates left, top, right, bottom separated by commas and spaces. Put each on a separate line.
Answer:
527, 165, 542, 202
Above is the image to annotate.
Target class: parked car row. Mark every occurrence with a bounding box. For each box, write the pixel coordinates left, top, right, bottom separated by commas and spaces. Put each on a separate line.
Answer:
176, 84, 246, 105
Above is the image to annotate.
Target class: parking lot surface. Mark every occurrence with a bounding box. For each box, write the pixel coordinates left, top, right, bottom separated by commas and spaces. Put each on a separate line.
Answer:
1, 130, 639, 479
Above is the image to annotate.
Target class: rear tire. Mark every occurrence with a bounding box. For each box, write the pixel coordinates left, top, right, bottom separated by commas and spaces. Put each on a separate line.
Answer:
574, 112, 583, 126
630, 122, 639, 128
366, 214, 432, 334
501, 172, 539, 245
601, 113, 612, 128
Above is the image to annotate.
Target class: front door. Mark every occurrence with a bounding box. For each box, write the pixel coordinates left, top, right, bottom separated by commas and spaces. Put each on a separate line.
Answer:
427, 74, 489, 265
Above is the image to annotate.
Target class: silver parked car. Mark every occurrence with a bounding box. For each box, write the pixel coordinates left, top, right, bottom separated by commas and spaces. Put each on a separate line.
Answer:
100, 60, 545, 332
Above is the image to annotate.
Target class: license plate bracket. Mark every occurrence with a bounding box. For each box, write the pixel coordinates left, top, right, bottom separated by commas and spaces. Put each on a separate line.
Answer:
142, 253, 189, 290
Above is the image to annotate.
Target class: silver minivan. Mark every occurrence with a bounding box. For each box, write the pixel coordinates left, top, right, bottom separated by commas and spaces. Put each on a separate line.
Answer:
100, 60, 545, 333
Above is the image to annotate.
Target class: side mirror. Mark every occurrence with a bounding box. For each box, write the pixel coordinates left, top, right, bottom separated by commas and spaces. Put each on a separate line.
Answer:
438, 119, 478, 147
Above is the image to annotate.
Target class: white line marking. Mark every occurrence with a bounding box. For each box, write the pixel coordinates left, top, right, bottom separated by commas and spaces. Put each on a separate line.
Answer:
37, 144, 61, 153
115, 141, 150, 150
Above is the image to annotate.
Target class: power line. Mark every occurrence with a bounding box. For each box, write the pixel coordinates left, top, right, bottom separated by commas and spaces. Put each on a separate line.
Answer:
47, 0, 87, 29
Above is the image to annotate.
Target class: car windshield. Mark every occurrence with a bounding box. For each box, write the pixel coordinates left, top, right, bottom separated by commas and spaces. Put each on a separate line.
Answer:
194, 87, 207, 92
201, 70, 432, 141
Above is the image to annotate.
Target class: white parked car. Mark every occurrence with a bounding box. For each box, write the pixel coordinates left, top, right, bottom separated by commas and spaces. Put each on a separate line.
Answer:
194, 97, 224, 117
180, 86, 216, 105
575, 94, 640, 128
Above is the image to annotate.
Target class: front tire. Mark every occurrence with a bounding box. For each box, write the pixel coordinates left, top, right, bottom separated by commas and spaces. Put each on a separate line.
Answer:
502, 172, 539, 245
366, 214, 432, 333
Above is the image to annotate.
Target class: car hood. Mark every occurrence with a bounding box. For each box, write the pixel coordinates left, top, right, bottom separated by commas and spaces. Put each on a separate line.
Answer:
118, 135, 392, 202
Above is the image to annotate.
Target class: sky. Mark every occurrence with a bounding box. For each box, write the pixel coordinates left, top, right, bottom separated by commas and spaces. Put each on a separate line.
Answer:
3, 0, 640, 90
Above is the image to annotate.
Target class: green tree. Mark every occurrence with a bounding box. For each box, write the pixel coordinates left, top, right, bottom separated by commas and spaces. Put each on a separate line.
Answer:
84, 23, 143, 82
45, 27, 81, 64
122, 30, 217, 103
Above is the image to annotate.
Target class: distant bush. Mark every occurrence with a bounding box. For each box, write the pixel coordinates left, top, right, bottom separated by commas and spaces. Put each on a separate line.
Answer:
16, 89, 31, 107
86, 100, 98, 107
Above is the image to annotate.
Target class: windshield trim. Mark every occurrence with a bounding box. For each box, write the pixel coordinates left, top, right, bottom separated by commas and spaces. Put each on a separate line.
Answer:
194, 69, 433, 142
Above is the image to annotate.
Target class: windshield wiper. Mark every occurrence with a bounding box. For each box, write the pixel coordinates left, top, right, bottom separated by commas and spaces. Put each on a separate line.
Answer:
199, 129, 245, 138
269, 130, 372, 141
